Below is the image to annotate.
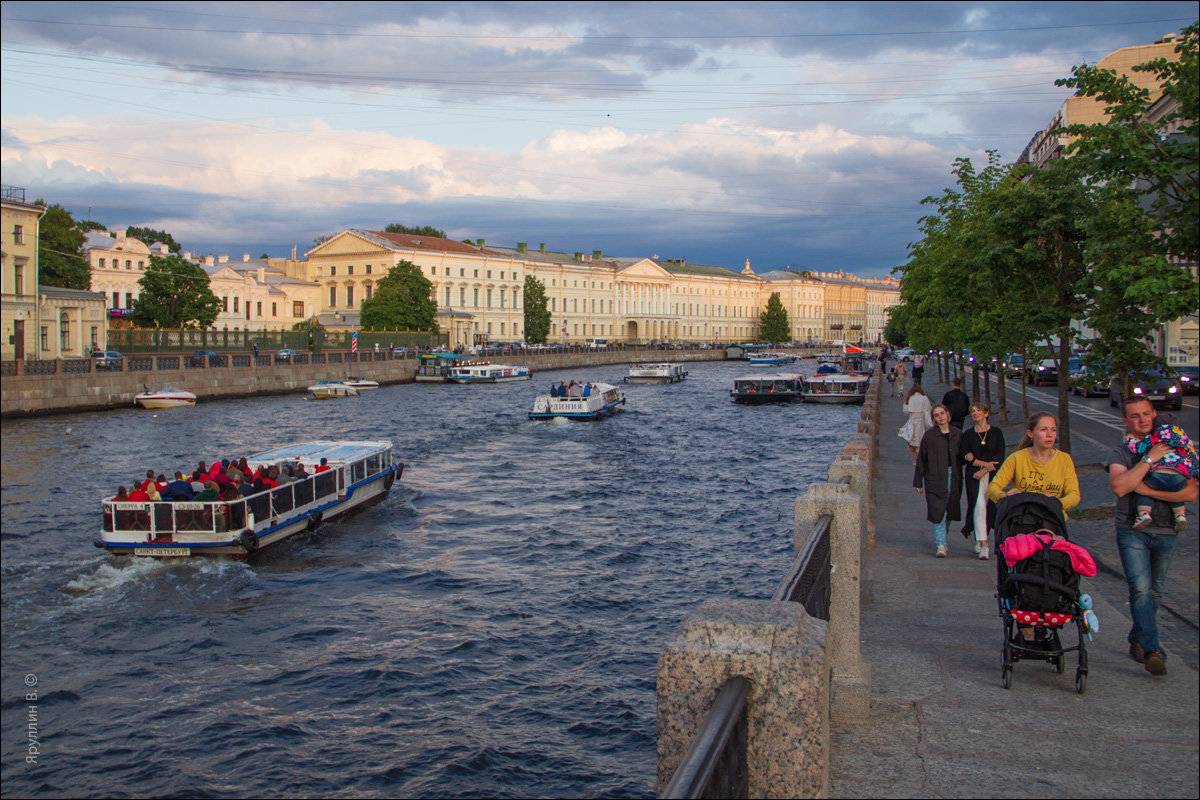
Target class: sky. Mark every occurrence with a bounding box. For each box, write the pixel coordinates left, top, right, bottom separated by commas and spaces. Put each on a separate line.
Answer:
2, 2, 1196, 278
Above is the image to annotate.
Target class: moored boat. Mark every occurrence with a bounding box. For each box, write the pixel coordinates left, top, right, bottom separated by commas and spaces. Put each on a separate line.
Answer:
308, 380, 359, 399
134, 387, 197, 409
415, 352, 470, 383
529, 382, 626, 420
802, 373, 871, 404
730, 373, 804, 404
97, 441, 402, 558
344, 377, 380, 390
447, 363, 531, 383
625, 363, 687, 383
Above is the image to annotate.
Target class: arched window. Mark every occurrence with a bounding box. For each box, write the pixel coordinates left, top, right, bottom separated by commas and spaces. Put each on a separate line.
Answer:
60, 312, 70, 351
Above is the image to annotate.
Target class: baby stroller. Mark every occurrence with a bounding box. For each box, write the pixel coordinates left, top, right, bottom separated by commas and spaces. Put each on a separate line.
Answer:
994, 492, 1089, 693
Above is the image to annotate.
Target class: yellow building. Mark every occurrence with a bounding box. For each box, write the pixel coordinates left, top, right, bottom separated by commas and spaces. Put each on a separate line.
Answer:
38, 286, 107, 359
1, 185, 45, 360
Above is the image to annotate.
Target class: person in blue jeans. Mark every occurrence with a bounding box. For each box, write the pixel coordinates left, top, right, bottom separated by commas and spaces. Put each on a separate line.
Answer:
1106, 397, 1198, 677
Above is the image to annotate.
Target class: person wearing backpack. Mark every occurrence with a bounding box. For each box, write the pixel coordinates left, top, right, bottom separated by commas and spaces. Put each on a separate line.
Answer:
942, 377, 971, 429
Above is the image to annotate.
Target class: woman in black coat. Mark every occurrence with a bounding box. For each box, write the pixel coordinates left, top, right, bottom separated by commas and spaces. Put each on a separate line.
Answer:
914, 403, 963, 558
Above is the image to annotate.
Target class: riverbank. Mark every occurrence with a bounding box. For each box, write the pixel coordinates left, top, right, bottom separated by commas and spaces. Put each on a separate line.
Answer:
0, 348, 727, 417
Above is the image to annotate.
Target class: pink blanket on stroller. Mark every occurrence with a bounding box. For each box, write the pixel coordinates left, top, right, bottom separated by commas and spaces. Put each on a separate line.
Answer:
1000, 532, 1097, 576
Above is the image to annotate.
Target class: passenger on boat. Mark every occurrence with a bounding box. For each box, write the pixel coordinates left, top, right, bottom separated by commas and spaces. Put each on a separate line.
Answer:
314, 458, 331, 473
238, 475, 255, 496
163, 471, 195, 501
113, 486, 129, 502
237, 458, 254, 480
190, 470, 207, 494
261, 467, 281, 489
128, 483, 151, 502
294, 462, 309, 479
145, 482, 162, 502
220, 484, 241, 501
276, 464, 296, 484
194, 481, 219, 501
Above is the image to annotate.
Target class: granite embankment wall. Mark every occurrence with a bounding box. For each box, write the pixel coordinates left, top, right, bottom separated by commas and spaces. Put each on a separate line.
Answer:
0, 349, 726, 417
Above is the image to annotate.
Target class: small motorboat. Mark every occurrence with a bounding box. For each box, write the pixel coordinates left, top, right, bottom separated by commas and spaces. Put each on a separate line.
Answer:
529, 382, 626, 420
747, 352, 797, 366
343, 377, 380, 390
134, 387, 197, 409
307, 380, 359, 399
625, 363, 687, 383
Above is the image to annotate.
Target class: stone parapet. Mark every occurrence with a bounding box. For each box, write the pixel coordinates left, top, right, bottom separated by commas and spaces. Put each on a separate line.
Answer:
657, 598, 829, 799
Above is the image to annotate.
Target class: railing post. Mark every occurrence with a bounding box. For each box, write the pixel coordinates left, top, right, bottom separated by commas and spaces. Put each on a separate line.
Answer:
795, 482, 871, 724
657, 598, 829, 799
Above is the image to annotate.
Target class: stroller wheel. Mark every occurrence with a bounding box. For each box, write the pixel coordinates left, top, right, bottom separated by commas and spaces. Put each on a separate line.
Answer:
1003, 665, 1013, 690
1075, 668, 1087, 694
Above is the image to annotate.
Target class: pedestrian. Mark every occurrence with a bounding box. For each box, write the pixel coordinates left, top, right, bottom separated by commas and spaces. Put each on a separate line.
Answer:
941, 377, 971, 429
898, 383, 933, 465
894, 360, 908, 396
913, 353, 925, 384
987, 412, 1080, 516
887, 367, 897, 396
959, 402, 1005, 558
252, 342, 259, 358
1106, 396, 1198, 676
914, 404, 963, 558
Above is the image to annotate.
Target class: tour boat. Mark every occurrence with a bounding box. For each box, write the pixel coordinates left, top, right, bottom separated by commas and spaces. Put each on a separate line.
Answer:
97, 441, 402, 558
801, 373, 871, 404
529, 382, 626, 420
814, 353, 841, 364
134, 387, 197, 409
343, 377, 380, 390
416, 352, 471, 382
447, 363, 532, 383
625, 363, 688, 383
730, 373, 805, 404
307, 380, 359, 399
746, 352, 797, 366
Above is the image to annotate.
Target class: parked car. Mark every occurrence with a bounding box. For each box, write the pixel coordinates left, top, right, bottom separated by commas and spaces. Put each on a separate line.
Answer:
1176, 365, 1199, 395
91, 349, 123, 371
191, 349, 227, 366
1109, 370, 1184, 411
1069, 365, 1108, 397
275, 348, 300, 363
1028, 358, 1058, 386
1002, 354, 1024, 377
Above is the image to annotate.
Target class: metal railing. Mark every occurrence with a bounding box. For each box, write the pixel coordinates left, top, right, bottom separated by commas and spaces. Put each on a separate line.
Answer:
660, 512, 834, 799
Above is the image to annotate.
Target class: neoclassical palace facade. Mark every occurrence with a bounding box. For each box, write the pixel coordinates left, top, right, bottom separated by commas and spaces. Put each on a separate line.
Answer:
78, 226, 899, 350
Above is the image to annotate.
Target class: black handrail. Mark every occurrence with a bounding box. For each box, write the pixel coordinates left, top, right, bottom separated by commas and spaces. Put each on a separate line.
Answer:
659, 676, 750, 799
771, 513, 833, 619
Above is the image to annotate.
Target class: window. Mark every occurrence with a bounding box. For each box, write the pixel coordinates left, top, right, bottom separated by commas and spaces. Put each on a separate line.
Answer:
272, 302, 277, 317
365, 284, 372, 301
432, 266, 437, 275
137, 260, 144, 270
90, 326, 98, 347
346, 285, 354, 306
126, 292, 133, 308
348, 265, 354, 275
293, 301, 304, 317
12, 225, 23, 244
13, 264, 23, 295
459, 269, 464, 277
257, 301, 262, 316
487, 270, 492, 279
125, 260, 132, 270
331, 266, 337, 276
486, 288, 493, 308
329, 286, 337, 307
234, 297, 239, 313
98, 258, 105, 268
445, 286, 451, 306
60, 312, 69, 351
40, 326, 48, 350
473, 269, 479, 277
459, 288, 465, 305
473, 288, 479, 307
366, 264, 372, 274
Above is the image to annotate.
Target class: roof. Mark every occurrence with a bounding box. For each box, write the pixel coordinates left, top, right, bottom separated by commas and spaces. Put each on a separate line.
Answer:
352, 230, 508, 257
39, 285, 106, 300
656, 260, 756, 280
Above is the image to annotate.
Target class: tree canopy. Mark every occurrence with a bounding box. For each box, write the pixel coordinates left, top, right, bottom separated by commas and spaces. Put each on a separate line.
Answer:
131, 254, 221, 329
34, 201, 89, 290
523, 275, 551, 344
124, 226, 181, 254
384, 223, 447, 239
758, 292, 790, 343
358, 260, 439, 331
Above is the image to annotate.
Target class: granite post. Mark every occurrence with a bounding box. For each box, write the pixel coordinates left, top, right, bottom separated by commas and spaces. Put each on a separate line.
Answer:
657, 598, 829, 798
795, 482, 871, 723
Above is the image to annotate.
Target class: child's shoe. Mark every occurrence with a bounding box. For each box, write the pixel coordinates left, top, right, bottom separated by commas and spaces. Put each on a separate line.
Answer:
1175, 515, 1187, 532
1132, 512, 1152, 530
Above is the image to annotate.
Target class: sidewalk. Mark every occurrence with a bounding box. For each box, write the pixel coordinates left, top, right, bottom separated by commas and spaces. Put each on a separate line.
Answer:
830, 375, 1199, 798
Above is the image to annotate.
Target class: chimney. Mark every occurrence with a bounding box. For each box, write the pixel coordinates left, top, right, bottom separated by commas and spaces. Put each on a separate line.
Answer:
539, 243, 546, 253
517, 242, 527, 253
243, 253, 250, 262
204, 255, 214, 266
116, 229, 127, 239
218, 254, 228, 264
257, 267, 266, 283
574, 252, 583, 262
476, 238, 485, 249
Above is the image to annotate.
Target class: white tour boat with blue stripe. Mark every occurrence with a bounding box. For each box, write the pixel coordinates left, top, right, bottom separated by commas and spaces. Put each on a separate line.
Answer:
625, 363, 688, 383
447, 363, 532, 383
802, 373, 871, 404
529, 382, 626, 420
746, 352, 797, 366
97, 441, 402, 558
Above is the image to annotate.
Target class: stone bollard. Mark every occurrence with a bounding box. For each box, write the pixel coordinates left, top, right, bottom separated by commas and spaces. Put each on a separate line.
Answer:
795, 482, 871, 724
657, 598, 829, 799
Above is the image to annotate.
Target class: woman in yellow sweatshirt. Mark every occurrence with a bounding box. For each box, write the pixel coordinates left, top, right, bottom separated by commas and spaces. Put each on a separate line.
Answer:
987, 412, 1080, 514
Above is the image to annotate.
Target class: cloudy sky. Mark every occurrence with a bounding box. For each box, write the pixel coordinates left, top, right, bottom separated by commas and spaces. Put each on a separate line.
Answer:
2, 2, 1195, 277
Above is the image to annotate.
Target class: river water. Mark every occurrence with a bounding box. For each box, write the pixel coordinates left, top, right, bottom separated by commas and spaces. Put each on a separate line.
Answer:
1, 359, 859, 798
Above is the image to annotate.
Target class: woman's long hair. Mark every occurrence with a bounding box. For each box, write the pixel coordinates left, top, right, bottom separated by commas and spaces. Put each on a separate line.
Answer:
904, 383, 927, 403
1017, 412, 1057, 450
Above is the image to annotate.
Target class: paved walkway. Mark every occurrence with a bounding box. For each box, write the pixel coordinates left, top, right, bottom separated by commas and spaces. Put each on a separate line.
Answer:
830, 374, 1199, 798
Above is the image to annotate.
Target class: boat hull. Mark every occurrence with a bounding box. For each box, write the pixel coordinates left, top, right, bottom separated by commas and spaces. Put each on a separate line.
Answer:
447, 374, 531, 383
528, 400, 624, 420
801, 393, 866, 404
136, 396, 196, 409
731, 392, 801, 404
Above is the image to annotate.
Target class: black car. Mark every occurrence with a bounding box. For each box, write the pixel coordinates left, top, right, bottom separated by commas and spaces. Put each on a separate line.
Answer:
91, 349, 123, 371
191, 349, 227, 366
1109, 371, 1184, 411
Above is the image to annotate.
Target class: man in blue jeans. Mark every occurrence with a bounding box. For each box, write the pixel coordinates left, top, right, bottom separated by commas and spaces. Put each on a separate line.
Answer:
1106, 396, 1198, 676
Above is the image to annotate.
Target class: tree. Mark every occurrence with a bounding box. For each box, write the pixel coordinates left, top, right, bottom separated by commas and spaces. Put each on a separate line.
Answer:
77, 220, 107, 233
34, 202, 89, 290
882, 305, 908, 348
359, 259, 439, 331
385, 223, 447, 238
124, 226, 181, 254
523, 275, 551, 344
758, 292, 790, 343
130, 254, 221, 329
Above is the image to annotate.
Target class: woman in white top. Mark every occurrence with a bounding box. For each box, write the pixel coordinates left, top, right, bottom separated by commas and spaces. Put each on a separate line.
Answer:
898, 383, 933, 464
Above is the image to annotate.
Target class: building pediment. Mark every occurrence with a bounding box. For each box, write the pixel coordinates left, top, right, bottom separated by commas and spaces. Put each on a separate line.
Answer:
306, 230, 393, 259
616, 258, 673, 280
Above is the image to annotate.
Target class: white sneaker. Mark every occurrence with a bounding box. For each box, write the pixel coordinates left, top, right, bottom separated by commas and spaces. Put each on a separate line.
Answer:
978, 549, 989, 560
936, 545, 948, 558
1175, 515, 1188, 533
973, 542, 982, 554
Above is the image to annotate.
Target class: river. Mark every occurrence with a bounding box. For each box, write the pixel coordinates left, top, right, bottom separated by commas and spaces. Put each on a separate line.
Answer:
1, 359, 859, 798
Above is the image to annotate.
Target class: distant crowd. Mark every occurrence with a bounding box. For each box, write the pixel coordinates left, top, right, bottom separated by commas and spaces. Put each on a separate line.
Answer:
111, 457, 332, 503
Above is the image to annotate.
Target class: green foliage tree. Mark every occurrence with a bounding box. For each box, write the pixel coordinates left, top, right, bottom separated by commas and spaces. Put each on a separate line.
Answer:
34, 201, 89, 290
130, 254, 221, 329
359, 259, 439, 332
523, 275, 551, 344
758, 292, 790, 343
384, 223, 447, 239
882, 305, 908, 348
124, 226, 181, 254
76, 220, 107, 233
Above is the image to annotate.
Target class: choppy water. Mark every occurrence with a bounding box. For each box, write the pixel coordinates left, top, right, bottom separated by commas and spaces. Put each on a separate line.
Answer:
1, 360, 858, 798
